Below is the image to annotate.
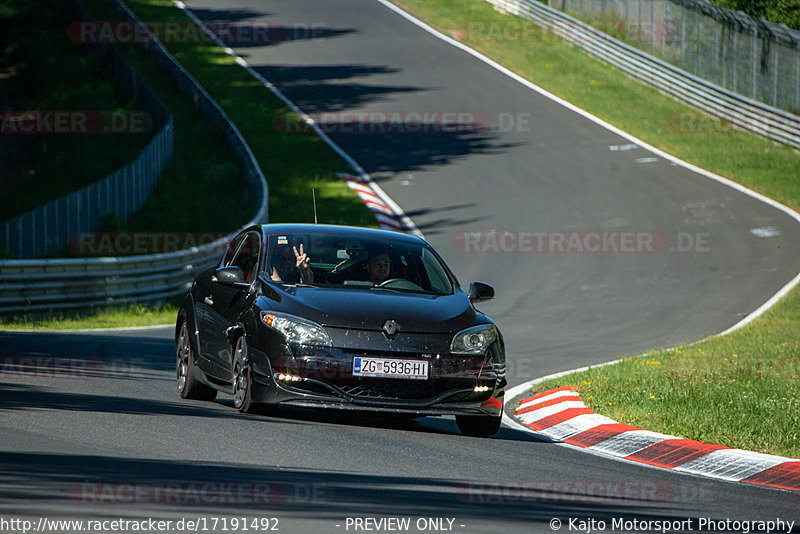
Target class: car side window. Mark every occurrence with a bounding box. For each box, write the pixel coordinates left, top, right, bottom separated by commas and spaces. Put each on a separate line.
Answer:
222, 236, 240, 267
231, 232, 261, 282
420, 248, 452, 294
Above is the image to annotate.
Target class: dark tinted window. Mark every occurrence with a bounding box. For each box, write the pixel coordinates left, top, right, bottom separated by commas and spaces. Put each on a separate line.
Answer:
222, 236, 240, 267
231, 232, 261, 282
264, 232, 454, 295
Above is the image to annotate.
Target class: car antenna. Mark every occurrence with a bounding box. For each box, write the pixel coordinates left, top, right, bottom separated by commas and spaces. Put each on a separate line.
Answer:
312, 189, 318, 224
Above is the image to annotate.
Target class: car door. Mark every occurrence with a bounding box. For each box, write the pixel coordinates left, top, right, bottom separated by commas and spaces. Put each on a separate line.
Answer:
201, 231, 261, 381
195, 235, 239, 378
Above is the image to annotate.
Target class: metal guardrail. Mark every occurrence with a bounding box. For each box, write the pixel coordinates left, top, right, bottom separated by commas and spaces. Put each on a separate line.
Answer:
0, 0, 268, 315
0, 0, 174, 259
0, 243, 227, 314
552, 0, 800, 114
487, 0, 800, 149
0, 123, 174, 259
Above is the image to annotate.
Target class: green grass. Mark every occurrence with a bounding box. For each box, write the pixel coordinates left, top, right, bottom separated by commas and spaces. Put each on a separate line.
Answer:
384, 0, 797, 458
534, 288, 800, 458
0, 0, 153, 220
0, 302, 179, 330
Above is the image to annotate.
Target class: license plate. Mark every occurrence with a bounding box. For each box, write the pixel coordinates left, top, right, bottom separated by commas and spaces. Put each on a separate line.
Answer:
352, 357, 428, 380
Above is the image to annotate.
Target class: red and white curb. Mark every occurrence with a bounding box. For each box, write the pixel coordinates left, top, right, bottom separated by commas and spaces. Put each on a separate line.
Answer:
510, 385, 800, 492
338, 173, 410, 233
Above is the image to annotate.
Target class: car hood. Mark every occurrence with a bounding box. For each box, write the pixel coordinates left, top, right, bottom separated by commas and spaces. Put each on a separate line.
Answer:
260, 285, 482, 334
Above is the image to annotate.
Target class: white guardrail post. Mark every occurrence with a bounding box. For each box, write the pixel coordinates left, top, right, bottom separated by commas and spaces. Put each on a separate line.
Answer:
0, 0, 268, 315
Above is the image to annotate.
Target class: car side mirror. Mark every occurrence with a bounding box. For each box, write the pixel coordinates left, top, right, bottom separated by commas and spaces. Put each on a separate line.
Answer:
213, 266, 250, 289
468, 281, 494, 303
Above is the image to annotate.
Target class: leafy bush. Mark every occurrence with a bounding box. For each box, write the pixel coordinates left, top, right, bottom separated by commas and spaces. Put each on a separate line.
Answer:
713, 0, 800, 30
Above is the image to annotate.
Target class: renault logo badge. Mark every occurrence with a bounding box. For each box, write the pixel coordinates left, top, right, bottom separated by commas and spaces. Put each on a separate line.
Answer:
382, 319, 400, 338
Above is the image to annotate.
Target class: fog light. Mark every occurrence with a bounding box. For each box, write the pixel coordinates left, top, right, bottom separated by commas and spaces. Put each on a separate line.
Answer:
474, 385, 490, 393
277, 374, 302, 382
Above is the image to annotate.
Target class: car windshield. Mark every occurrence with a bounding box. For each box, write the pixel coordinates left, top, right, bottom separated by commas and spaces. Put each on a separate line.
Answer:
263, 233, 454, 295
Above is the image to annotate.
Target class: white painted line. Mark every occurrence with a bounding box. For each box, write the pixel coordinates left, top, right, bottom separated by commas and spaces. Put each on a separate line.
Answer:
541, 413, 618, 440
346, 185, 381, 201
516, 400, 586, 424
516, 389, 580, 410
750, 226, 780, 238
375, 213, 401, 224
590, 430, 679, 457
636, 157, 659, 163
376, 0, 800, 334
363, 201, 395, 217
609, 144, 639, 151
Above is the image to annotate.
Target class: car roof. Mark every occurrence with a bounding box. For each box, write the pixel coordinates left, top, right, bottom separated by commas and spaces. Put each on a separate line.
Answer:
256, 223, 427, 246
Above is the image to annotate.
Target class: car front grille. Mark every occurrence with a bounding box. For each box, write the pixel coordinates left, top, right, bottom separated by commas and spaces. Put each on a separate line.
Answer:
326, 378, 494, 402
286, 377, 490, 401
331, 379, 458, 400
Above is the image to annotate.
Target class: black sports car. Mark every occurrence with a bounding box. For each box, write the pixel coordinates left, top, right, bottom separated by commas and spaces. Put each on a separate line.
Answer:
175, 224, 506, 436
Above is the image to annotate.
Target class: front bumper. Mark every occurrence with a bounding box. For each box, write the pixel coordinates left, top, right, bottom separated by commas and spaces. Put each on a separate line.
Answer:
247, 342, 506, 417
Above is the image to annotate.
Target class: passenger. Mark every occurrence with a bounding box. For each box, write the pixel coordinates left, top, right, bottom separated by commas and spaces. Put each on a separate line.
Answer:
366, 250, 391, 285
270, 244, 314, 283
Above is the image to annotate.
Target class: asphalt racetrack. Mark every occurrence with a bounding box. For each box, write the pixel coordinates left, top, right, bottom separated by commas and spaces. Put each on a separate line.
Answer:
1, 0, 799, 532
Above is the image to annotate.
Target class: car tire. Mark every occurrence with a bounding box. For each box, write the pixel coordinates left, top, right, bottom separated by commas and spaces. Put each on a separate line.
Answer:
177, 319, 217, 401
232, 335, 255, 413
456, 414, 502, 437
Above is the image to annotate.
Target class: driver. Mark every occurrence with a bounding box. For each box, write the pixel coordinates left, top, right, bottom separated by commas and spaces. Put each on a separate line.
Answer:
366, 250, 391, 285
270, 244, 314, 284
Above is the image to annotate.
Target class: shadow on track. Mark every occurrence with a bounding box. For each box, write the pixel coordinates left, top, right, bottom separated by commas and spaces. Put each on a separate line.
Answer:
0, 381, 275, 422
216, 401, 544, 442
183, 7, 357, 49
0, 451, 695, 524
0, 330, 174, 380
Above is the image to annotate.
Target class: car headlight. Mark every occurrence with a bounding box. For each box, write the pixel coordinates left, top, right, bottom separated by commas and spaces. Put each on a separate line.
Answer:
261, 312, 332, 346
450, 324, 497, 354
